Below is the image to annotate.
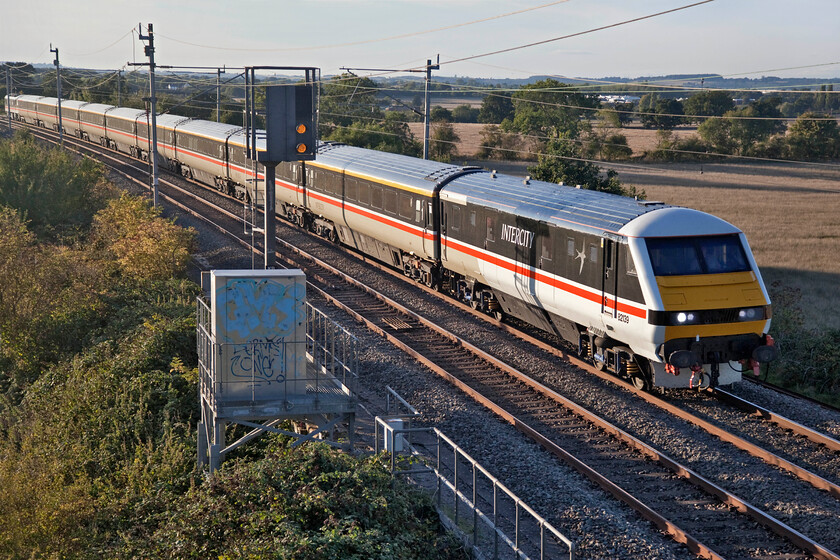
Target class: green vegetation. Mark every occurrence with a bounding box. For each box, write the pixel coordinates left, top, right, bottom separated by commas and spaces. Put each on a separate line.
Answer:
766, 282, 840, 407
320, 74, 422, 156
0, 134, 463, 559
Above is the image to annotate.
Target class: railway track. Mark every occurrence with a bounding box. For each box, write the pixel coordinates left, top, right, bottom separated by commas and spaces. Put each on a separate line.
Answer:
14, 122, 840, 558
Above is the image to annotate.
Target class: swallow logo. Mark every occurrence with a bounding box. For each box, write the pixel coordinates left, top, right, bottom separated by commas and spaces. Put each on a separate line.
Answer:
575, 246, 586, 274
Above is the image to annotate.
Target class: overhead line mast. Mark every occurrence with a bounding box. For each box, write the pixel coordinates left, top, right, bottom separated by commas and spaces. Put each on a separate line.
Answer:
129, 23, 160, 207
49, 44, 63, 147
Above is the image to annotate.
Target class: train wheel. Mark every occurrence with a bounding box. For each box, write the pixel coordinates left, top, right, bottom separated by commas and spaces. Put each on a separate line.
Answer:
492, 310, 503, 321
620, 349, 652, 391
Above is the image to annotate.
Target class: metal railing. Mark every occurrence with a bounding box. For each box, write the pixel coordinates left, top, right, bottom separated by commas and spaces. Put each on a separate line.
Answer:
375, 416, 575, 560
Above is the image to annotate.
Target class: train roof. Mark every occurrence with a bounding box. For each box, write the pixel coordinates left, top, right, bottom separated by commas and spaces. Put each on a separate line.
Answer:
315, 143, 465, 196
13, 95, 44, 104
62, 100, 90, 111
175, 119, 242, 142
153, 113, 192, 129
78, 102, 116, 114
618, 207, 741, 238
228, 129, 265, 149
442, 171, 677, 237
34, 96, 59, 107
107, 107, 146, 121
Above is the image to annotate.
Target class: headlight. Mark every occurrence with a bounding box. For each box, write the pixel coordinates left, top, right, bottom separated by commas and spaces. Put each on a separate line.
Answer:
672, 311, 698, 325
737, 307, 763, 321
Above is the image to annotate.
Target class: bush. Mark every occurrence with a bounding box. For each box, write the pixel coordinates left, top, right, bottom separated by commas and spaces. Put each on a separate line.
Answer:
117, 443, 465, 560
93, 194, 197, 281
0, 129, 109, 240
766, 281, 840, 406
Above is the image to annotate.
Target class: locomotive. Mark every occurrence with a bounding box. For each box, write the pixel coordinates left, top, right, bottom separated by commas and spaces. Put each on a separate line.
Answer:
6, 93, 778, 389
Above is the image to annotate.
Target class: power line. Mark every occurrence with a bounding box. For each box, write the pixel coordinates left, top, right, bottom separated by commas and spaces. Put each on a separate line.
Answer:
439, 1, 716, 68
156, 1, 574, 53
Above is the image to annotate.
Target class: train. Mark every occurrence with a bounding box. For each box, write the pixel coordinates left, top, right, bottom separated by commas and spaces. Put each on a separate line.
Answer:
5, 93, 778, 390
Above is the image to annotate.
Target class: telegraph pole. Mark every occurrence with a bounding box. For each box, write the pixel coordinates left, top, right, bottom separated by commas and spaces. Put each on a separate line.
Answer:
117, 69, 122, 106
216, 66, 225, 122
130, 23, 160, 207
50, 44, 63, 147
6, 66, 11, 133
423, 56, 439, 160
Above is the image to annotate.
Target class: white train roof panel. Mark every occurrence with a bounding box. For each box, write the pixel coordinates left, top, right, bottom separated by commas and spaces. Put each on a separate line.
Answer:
35, 97, 59, 107
228, 129, 266, 150
316, 143, 461, 195
107, 107, 146, 121
176, 119, 242, 142
14, 95, 44, 104
62, 100, 90, 111
442, 171, 676, 237
152, 114, 192, 129
78, 102, 116, 114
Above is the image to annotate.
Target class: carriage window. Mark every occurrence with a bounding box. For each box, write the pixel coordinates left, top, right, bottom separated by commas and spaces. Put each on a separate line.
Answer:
567, 238, 576, 257
625, 249, 638, 277
345, 179, 357, 201
486, 215, 496, 242
371, 186, 383, 209
451, 206, 462, 231
589, 244, 599, 265
541, 234, 553, 261
415, 199, 423, 223
469, 211, 476, 228
357, 182, 369, 205
384, 190, 396, 214
398, 193, 413, 219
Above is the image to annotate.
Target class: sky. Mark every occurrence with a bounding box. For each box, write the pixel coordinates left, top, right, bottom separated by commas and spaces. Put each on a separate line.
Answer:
3, 0, 839, 83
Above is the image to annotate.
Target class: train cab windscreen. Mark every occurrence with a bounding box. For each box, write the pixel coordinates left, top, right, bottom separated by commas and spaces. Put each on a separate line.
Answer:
645, 234, 750, 276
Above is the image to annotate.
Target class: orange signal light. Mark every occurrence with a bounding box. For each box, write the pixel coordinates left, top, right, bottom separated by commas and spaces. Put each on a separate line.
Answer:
295, 123, 307, 134
296, 143, 307, 154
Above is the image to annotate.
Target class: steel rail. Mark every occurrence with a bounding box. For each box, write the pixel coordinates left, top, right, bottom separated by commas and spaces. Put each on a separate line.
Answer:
713, 387, 840, 453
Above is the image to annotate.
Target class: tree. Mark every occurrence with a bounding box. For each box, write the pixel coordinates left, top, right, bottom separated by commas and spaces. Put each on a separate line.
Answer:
326, 114, 421, 156
786, 112, 840, 160
452, 104, 479, 123
697, 117, 735, 153
477, 93, 514, 124
614, 102, 635, 126
528, 135, 624, 195
476, 125, 521, 160
683, 90, 734, 123
509, 79, 596, 140
651, 98, 684, 130
596, 108, 622, 129
637, 93, 660, 128
430, 106, 453, 122
727, 96, 785, 154
319, 73, 381, 134
430, 121, 459, 162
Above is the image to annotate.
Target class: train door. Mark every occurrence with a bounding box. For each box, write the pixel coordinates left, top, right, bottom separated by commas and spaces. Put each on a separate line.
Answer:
422, 198, 434, 258
513, 221, 537, 298
480, 208, 499, 286
601, 238, 619, 319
